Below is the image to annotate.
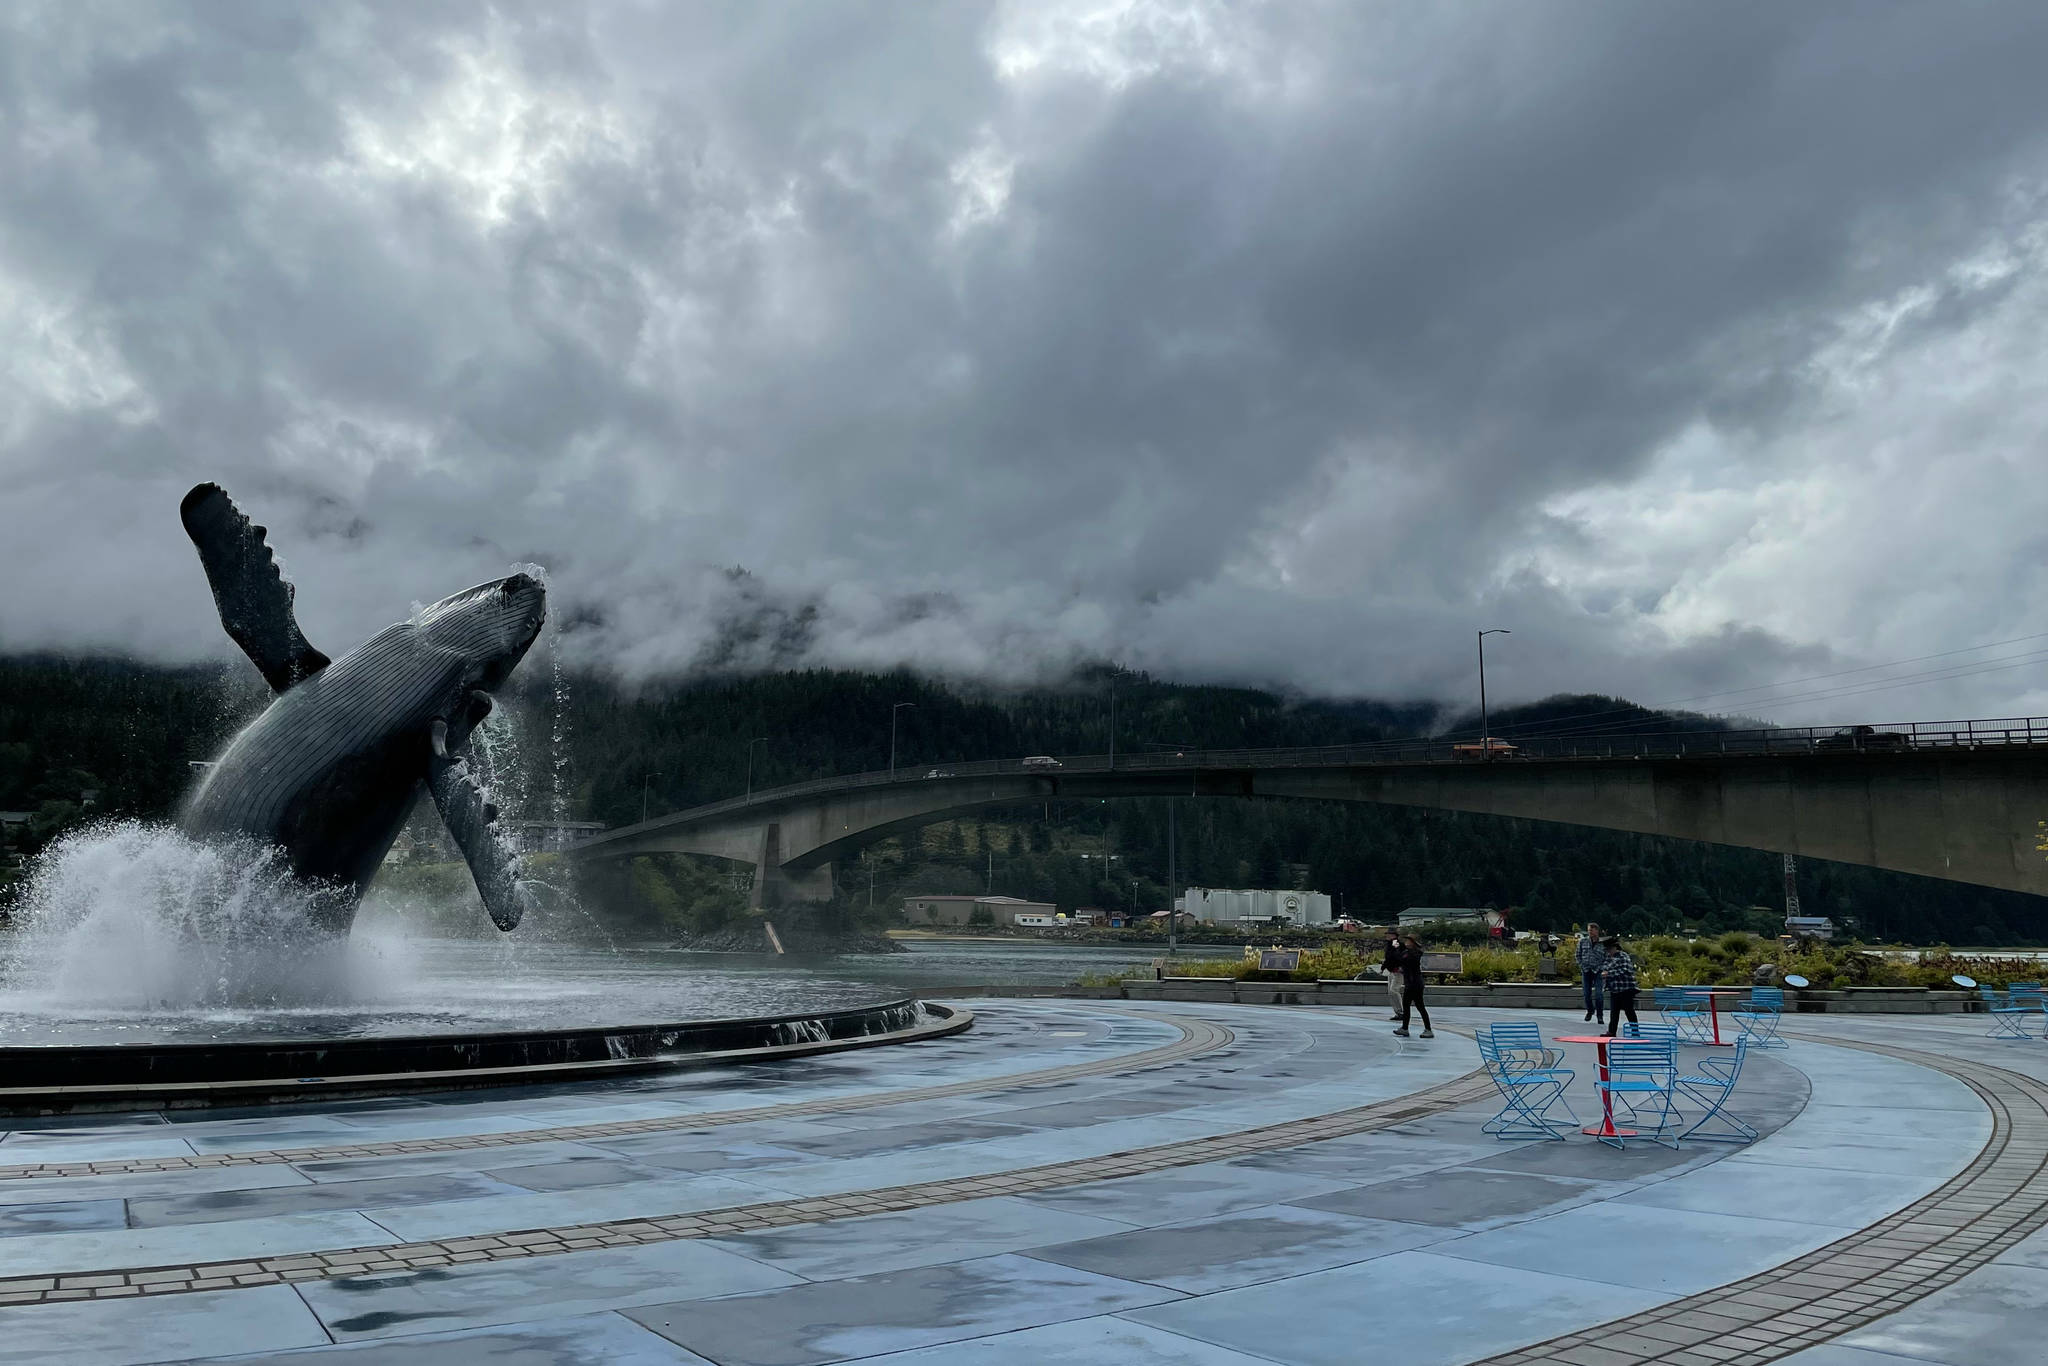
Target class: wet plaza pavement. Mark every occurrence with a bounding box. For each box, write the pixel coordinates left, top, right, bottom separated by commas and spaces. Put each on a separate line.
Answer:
0, 1000, 2036, 1365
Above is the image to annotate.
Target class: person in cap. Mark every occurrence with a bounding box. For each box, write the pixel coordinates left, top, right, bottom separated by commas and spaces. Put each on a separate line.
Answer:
1600, 934, 1641, 1037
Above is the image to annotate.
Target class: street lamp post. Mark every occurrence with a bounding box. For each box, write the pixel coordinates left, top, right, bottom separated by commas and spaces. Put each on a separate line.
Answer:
1478, 628, 1511, 757
1166, 798, 1177, 955
746, 736, 768, 799
641, 773, 651, 824
1108, 673, 1116, 770
890, 702, 916, 780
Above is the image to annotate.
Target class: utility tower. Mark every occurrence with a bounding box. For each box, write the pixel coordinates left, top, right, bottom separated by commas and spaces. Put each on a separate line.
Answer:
1782, 853, 1801, 918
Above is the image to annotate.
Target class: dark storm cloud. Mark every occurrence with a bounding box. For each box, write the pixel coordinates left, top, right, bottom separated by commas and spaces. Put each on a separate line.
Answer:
4, 1, 2048, 721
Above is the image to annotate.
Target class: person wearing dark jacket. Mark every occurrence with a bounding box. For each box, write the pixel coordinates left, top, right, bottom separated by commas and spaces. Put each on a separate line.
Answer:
1391, 934, 1434, 1039
1576, 922, 1606, 1022
1601, 936, 1641, 1037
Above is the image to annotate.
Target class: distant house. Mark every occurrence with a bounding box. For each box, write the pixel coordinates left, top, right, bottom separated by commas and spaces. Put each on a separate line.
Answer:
902, 894, 1055, 926
1784, 916, 1838, 941
1179, 888, 1333, 926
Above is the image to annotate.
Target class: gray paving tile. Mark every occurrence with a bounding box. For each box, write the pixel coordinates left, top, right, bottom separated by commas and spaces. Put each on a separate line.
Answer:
297, 1239, 803, 1340
1836, 1263, 2048, 1366
1616, 1158, 1918, 1229
128, 1171, 530, 1227
1126, 1248, 1668, 1366
0, 1197, 127, 1236
361, 1171, 778, 1242
294, 1140, 622, 1183
480, 1158, 680, 1192
1777, 1346, 1970, 1366
1224, 1127, 1503, 1180
0, 1284, 326, 1365
1027, 1200, 1454, 1292
844, 1314, 1281, 1363
157, 1312, 718, 1364
1432, 1201, 1840, 1295
1018, 1163, 1353, 1225
1463, 1137, 1714, 1181
0, 1163, 315, 1205
624, 1252, 1183, 1366
0, 1210, 396, 1278
708, 1195, 1134, 1280
583, 1138, 817, 1174
1291, 1166, 1604, 1229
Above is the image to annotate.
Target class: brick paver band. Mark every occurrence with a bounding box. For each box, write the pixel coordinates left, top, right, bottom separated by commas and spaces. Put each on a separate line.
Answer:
0, 1057, 1497, 1305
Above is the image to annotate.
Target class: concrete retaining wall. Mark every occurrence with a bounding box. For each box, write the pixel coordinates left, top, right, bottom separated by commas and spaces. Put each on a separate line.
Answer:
922, 981, 1980, 1014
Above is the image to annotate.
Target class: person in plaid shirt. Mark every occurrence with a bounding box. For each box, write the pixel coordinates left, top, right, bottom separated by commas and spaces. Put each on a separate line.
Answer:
1600, 936, 1641, 1037
1575, 922, 1606, 1021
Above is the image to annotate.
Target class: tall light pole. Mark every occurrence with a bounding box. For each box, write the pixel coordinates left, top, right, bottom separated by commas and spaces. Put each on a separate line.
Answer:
890, 702, 916, 780
1477, 628, 1511, 756
1107, 672, 1116, 770
1166, 798, 1178, 955
745, 736, 768, 799
641, 773, 651, 824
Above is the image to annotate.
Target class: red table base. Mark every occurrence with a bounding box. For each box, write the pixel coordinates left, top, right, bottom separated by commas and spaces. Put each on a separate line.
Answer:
1556, 1034, 1637, 1138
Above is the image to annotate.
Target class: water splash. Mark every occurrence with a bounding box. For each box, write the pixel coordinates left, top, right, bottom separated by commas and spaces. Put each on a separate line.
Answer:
0, 821, 407, 1010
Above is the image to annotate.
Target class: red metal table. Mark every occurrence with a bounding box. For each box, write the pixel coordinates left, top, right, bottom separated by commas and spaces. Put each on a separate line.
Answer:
1686, 989, 1744, 1046
1555, 1034, 1634, 1138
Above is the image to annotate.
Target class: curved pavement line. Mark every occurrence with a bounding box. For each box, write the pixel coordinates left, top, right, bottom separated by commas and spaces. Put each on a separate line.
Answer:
0, 1008, 1232, 1183
0, 1056, 1498, 1304
1472, 1033, 2048, 1366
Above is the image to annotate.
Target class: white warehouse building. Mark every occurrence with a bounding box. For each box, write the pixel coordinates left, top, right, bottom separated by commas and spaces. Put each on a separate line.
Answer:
1176, 887, 1333, 926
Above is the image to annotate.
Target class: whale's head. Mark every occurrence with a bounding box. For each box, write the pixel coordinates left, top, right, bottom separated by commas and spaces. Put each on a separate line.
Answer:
415, 572, 549, 692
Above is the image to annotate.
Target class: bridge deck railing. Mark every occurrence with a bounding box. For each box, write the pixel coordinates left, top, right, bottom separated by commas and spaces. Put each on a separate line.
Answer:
589, 715, 2048, 842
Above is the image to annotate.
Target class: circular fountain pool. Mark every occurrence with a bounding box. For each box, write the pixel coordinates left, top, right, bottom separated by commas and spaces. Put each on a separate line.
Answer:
0, 939, 907, 1046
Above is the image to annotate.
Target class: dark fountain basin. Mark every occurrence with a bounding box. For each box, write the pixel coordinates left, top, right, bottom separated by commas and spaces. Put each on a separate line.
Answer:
0, 997, 971, 1115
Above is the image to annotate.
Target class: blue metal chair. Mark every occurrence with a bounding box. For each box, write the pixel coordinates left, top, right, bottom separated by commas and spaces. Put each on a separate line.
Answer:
1675, 1038, 1758, 1142
1653, 987, 1709, 1043
1484, 1020, 1566, 1072
1733, 987, 1788, 1049
1476, 1029, 1577, 1141
1596, 1039, 1679, 1149
1980, 985, 2033, 1040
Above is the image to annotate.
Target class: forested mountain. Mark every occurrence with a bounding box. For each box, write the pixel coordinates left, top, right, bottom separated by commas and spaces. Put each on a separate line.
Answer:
5, 653, 2045, 945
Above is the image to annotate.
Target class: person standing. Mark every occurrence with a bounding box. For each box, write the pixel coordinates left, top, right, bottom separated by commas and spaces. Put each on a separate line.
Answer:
1576, 922, 1606, 1022
1381, 931, 1404, 1021
1601, 935, 1641, 1037
1392, 933, 1434, 1039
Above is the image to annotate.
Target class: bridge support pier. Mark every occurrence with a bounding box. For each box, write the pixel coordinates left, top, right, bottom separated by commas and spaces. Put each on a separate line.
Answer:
750, 823, 835, 909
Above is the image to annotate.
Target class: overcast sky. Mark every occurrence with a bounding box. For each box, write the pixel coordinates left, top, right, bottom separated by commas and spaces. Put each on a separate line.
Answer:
5, 2, 2048, 724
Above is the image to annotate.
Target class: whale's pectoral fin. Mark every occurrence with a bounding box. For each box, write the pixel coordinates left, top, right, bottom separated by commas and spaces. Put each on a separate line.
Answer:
180, 483, 331, 693
427, 751, 529, 932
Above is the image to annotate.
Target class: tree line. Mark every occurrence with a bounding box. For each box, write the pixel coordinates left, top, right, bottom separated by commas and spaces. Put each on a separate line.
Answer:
5, 652, 2046, 947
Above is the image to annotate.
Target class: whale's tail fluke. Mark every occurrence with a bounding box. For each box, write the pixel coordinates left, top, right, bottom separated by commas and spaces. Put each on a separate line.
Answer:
181, 483, 331, 693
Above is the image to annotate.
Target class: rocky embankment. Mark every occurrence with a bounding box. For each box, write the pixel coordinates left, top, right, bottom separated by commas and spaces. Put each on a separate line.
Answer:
672, 917, 903, 955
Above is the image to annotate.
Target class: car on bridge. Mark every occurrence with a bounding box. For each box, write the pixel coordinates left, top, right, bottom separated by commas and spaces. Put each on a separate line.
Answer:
1020, 755, 1064, 769
1817, 725, 1912, 751
1450, 738, 1520, 760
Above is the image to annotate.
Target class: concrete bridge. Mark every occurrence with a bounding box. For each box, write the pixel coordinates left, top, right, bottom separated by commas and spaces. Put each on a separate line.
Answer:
567, 717, 2048, 906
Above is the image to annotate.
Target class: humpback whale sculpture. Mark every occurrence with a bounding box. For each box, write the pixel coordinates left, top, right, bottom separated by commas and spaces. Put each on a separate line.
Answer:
177, 483, 546, 936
